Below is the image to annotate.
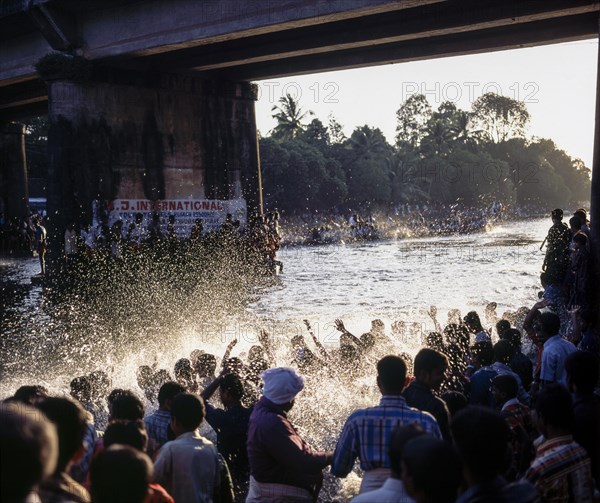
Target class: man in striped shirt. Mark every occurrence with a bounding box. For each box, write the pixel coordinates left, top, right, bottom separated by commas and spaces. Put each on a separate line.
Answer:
331, 355, 441, 494
526, 384, 593, 502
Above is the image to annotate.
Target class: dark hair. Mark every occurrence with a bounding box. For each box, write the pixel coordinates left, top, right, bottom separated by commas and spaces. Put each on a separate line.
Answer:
195, 354, 217, 377
444, 324, 470, 352
90, 445, 153, 503
496, 319, 511, 337
463, 311, 482, 330
70, 376, 92, 402
103, 420, 148, 452
402, 436, 462, 503
36, 397, 88, 473
502, 328, 522, 349
539, 312, 560, 337
441, 391, 468, 417
171, 393, 205, 430
110, 391, 145, 421
220, 373, 245, 401
0, 402, 57, 502
157, 381, 186, 407
377, 355, 407, 394
493, 340, 514, 364
414, 348, 448, 377
88, 370, 111, 400
13, 385, 48, 405
425, 332, 444, 351
491, 374, 518, 400
535, 384, 574, 431
569, 216, 583, 231
174, 358, 194, 383
471, 341, 494, 366
389, 424, 425, 475
451, 406, 510, 481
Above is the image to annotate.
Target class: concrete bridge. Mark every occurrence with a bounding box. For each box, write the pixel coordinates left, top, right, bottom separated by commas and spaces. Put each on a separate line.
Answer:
0, 0, 599, 270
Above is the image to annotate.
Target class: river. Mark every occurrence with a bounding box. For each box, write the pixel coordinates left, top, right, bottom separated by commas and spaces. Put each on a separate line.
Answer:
1, 216, 548, 394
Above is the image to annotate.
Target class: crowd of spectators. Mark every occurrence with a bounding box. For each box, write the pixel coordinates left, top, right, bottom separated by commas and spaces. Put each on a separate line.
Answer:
1, 206, 598, 503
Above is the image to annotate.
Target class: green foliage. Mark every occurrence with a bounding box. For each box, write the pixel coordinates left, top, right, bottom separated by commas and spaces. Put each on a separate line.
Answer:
270, 94, 314, 141
470, 93, 530, 143
261, 92, 589, 213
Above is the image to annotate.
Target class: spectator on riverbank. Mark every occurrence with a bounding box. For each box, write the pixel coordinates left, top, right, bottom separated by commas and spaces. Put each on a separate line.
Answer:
332, 356, 441, 493
526, 384, 594, 502
463, 311, 491, 343
542, 208, 571, 285
90, 445, 153, 503
350, 424, 425, 503
246, 367, 331, 502
491, 374, 535, 479
0, 402, 58, 503
154, 392, 233, 503
452, 406, 540, 503
144, 381, 185, 448
565, 351, 600, 488
468, 341, 497, 407
37, 397, 91, 503
103, 420, 174, 503
492, 340, 530, 405
403, 349, 451, 440
401, 436, 462, 503
201, 371, 252, 500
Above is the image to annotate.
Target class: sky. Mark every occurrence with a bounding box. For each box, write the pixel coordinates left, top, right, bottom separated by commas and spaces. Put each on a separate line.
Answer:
255, 40, 598, 168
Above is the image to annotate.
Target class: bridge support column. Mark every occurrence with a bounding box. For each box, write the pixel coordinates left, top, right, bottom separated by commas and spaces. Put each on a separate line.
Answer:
0, 122, 29, 222
44, 71, 261, 268
591, 19, 600, 311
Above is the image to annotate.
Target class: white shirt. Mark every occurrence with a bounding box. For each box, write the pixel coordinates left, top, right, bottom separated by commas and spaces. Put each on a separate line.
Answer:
541, 335, 577, 385
351, 478, 415, 503
154, 430, 221, 503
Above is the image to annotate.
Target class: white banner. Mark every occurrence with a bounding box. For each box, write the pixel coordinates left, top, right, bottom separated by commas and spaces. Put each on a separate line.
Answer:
94, 199, 247, 238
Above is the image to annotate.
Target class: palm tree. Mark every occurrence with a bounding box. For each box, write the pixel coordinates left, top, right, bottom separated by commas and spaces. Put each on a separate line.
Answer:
386, 154, 429, 203
270, 94, 313, 141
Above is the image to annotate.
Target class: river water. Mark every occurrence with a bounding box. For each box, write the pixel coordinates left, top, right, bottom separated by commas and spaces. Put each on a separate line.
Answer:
1, 216, 547, 393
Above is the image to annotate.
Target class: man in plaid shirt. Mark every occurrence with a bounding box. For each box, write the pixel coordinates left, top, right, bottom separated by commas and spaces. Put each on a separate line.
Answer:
526, 384, 593, 502
144, 382, 185, 448
331, 355, 441, 494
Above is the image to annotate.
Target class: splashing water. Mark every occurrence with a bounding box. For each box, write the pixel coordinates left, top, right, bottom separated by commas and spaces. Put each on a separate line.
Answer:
0, 217, 549, 500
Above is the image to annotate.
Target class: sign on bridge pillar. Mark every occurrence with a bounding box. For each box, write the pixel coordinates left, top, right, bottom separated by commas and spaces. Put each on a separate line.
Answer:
0, 122, 29, 222
41, 60, 261, 269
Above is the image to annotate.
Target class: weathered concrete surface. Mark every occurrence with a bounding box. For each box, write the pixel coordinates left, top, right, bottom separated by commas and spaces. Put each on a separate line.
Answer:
0, 123, 29, 220
45, 73, 259, 251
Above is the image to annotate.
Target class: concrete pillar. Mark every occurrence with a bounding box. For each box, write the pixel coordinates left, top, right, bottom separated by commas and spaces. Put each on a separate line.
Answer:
44, 70, 261, 266
0, 122, 29, 221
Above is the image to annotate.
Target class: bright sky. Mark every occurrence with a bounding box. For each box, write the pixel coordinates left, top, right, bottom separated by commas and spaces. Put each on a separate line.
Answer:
255, 40, 598, 168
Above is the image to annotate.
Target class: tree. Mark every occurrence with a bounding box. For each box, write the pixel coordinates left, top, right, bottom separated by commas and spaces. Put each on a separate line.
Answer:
395, 94, 432, 148
299, 118, 330, 152
270, 94, 313, 141
328, 113, 346, 144
470, 93, 530, 143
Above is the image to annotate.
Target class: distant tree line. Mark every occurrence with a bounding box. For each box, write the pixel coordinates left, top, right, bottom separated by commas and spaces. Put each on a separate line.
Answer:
260, 92, 591, 213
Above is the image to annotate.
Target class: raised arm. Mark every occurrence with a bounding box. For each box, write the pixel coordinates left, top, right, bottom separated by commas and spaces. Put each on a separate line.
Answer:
334, 319, 362, 347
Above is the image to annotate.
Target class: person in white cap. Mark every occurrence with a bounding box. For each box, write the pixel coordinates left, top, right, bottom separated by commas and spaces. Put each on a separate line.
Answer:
246, 367, 332, 502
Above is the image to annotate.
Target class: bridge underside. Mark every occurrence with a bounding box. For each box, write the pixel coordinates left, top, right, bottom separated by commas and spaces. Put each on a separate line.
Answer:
0, 0, 598, 121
